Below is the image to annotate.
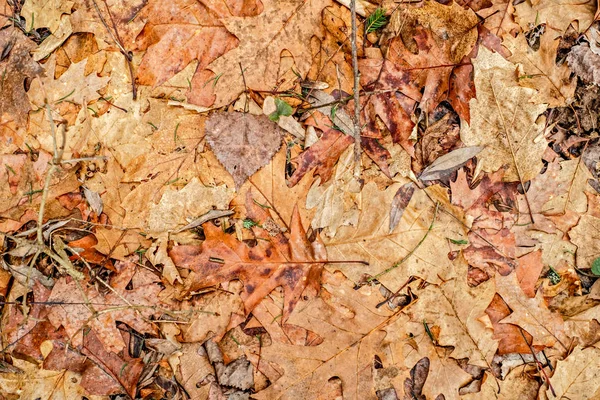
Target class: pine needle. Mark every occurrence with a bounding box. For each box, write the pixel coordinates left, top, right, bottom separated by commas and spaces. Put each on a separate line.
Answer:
365, 8, 387, 34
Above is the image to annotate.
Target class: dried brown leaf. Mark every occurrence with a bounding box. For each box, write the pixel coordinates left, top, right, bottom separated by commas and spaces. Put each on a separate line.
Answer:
0, 27, 43, 126
206, 112, 282, 189
169, 192, 327, 320
461, 48, 547, 182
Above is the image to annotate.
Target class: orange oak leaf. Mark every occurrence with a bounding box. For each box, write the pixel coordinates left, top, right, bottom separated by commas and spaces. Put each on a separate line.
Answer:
135, 0, 262, 89
169, 192, 327, 321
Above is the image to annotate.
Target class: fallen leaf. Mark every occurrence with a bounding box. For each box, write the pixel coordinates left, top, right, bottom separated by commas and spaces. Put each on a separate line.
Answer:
389, 182, 415, 234
461, 47, 547, 182
541, 346, 600, 399
169, 192, 327, 320
81, 329, 144, 398
419, 146, 483, 181
206, 112, 282, 189
515, 0, 596, 37
504, 31, 576, 107
28, 56, 110, 107
134, 0, 256, 89
46, 260, 163, 353
567, 42, 600, 86
569, 214, 600, 270
22, 0, 73, 32
0, 358, 104, 400
496, 272, 568, 349
0, 27, 43, 126
324, 183, 466, 289
196, 0, 333, 107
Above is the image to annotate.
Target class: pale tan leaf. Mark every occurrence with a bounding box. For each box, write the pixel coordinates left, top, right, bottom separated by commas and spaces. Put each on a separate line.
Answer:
504, 31, 577, 107
461, 48, 547, 182
324, 183, 466, 289
515, 0, 595, 37
540, 346, 600, 399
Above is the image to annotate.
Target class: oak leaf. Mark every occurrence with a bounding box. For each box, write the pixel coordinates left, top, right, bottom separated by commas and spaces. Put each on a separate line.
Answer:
324, 183, 465, 290
360, 0, 478, 142
134, 0, 260, 89
27, 57, 110, 107
22, 0, 73, 32
0, 28, 43, 126
515, 0, 596, 37
504, 31, 576, 107
461, 48, 547, 182
206, 112, 282, 189
194, 0, 333, 107
541, 346, 600, 399
169, 192, 327, 320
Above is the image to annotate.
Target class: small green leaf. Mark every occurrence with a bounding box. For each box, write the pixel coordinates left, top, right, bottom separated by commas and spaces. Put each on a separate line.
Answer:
243, 219, 259, 229
448, 238, 468, 245
592, 257, 600, 276
269, 98, 293, 122
365, 8, 387, 34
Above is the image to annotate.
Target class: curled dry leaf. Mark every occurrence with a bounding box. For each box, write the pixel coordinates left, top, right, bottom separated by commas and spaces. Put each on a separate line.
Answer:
419, 146, 483, 182
206, 112, 282, 189
169, 192, 327, 321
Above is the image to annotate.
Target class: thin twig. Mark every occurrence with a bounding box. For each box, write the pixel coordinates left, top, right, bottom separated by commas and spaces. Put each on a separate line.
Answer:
349, 0, 362, 180
90, 0, 137, 100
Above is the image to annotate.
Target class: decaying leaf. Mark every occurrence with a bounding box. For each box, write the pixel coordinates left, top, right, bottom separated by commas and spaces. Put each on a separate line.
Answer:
206, 112, 282, 189
567, 42, 600, 86
169, 192, 327, 320
0, 27, 43, 126
461, 48, 547, 182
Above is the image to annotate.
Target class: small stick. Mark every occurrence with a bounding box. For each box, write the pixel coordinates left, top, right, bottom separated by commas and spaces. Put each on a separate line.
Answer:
349, 0, 362, 180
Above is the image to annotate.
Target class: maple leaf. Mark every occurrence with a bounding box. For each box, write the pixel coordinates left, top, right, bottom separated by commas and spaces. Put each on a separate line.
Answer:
191, 0, 333, 107
504, 31, 576, 107
0, 27, 43, 126
205, 112, 282, 189
169, 191, 327, 320
461, 48, 547, 182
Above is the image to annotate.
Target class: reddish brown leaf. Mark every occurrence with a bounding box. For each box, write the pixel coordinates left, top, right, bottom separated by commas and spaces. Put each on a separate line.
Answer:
135, 0, 262, 88
82, 329, 144, 398
169, 192, 327, 320
287, 127, 354, 187
485, 294, 536, 355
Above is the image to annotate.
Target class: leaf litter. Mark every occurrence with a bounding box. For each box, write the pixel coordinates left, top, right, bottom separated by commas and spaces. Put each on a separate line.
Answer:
0, 0, 599, 398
